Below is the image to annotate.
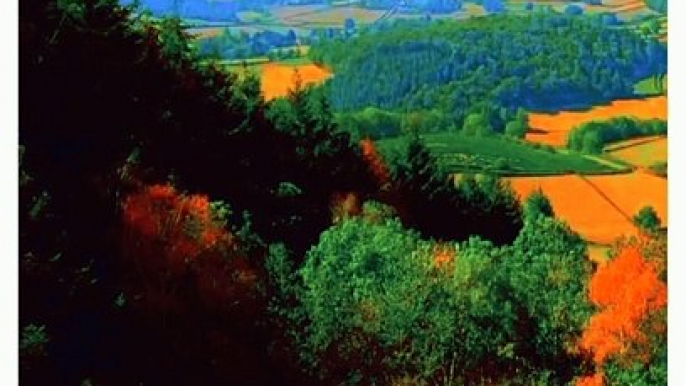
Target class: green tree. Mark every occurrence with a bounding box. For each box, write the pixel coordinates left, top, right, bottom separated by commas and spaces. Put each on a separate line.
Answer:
581, 130, 603, 154
505, 108, 529, 138
462, 113, 493, 136
298, 218, 431, 383
633, 205, 662, 232
523, 188, 555, 222
463, 112, 493, 136
284, 216, 591, 385
505, 120, 527, 138
507, 216, 593, 371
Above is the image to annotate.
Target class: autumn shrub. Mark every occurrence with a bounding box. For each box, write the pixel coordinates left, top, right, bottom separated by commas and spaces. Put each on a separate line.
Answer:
581, 247, 666, 364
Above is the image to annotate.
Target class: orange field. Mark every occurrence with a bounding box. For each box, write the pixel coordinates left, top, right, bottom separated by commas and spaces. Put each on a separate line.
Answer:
585, 172, 667, 226
526, 96, 667, 147
463, 3, 488, 16
607, 136, 667, 168
509, 175, 638, 245
260, 63, 332, 100
271, 5, 330, 20
509, 170, 667, 249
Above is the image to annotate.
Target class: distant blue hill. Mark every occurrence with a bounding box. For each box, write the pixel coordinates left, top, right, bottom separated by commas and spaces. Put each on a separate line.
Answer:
120, 0, 241, 22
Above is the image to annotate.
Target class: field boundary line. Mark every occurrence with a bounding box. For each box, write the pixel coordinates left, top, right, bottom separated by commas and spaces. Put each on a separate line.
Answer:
604, 136, 665, 152
577, 174, 636, 226
581, 154, 632, 171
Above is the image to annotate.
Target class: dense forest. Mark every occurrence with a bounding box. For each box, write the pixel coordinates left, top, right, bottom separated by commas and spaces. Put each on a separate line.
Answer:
310, 12, 667, 135
19, 0, 667, 385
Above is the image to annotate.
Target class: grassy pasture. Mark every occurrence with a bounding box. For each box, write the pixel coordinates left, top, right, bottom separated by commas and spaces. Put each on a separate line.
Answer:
634, 75, 668, 96
607, 136, 667, 167
377, 133, 623, 176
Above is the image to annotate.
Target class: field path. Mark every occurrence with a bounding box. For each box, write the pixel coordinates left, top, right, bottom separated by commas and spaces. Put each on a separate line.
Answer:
581, 155, 629, 171
508, 175, 639, 244
577, 174, 635, 224
604, 136, 664, 152
510, 168, 666, 246
584, 171, 667, 226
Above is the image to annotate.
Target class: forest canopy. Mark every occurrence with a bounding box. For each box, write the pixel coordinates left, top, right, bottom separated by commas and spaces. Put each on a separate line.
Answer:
310, 12, 667, 133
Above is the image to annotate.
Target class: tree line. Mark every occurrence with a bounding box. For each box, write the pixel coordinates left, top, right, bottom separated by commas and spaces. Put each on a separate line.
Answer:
566, 117, 667, 154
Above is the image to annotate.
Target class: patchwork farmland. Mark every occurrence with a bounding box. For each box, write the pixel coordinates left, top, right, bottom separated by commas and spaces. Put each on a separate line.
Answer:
526, 96, 667, 147
22, 1, 669, 384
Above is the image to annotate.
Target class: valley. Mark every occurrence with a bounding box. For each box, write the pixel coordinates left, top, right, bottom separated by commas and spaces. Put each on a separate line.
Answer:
19, 1, 669, 385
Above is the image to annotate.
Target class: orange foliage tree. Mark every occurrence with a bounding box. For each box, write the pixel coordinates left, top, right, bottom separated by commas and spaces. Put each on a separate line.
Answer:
121, 184, 256, 315
579, 242, 667, 373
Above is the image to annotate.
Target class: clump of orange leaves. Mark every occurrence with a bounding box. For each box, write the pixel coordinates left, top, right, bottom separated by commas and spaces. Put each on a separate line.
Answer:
433, 244, 455, 268
576, 235, 667, 385
575, 373, 605, 386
